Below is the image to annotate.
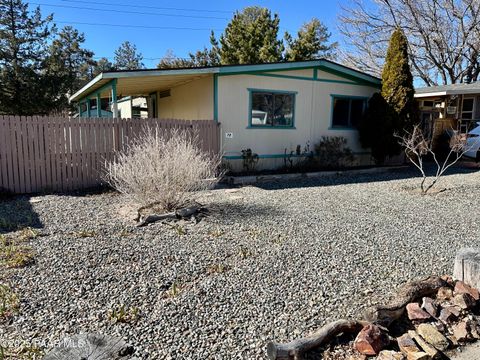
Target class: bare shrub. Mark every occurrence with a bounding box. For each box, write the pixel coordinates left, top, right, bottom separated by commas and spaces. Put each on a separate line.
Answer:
104, 128, 222, 211
314, 136, 355, 169
397, 125, 469, 194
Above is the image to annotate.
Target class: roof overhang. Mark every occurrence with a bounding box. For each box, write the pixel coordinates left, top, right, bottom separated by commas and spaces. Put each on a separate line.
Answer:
70, 60, 381, 102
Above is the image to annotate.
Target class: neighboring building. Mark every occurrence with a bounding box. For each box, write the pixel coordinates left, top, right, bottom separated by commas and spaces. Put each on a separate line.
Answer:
415, 82, 480, 145
70, 60, 381, 169
117, 97, 148, 119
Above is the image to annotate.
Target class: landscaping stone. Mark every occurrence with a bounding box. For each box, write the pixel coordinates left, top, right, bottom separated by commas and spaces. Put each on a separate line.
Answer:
453, 293, 476, 310
454, 281, 480, 301
407, 303, 432, 321
377, 350, 406, 360
397, 333, 430, 359
354, 324, 390, 355
416, 324, 450, 351
408, 330, 441, 359
439, 306, 461, 323
421, 297, 438, 317
437, 287, 454, 301
452, 321, 470, 343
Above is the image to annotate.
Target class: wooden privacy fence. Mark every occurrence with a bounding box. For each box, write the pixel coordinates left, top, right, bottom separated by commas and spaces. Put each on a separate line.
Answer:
0, 116, 220, 194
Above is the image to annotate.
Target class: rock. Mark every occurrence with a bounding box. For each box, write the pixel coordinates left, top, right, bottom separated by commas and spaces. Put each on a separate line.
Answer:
437, 287, 453, 301
377, 350, 406, 360
408, 330, 441, 359
453, 293, 476, 310
407, 303, 432, 321
421, 297, 438, 317
441, 275, 454, 286
453, 248, 480, 291
354, 324, 390, 355
439, 306, 461, 323
452, 321, 470, 342
416, 323, 449, 351
454, 280, 480, 301
397, 333, 431, 360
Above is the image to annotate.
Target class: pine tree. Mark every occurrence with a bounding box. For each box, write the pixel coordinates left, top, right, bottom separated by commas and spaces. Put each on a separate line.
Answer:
219, 7, 284, 64
44, 26, 95, 111
284, 18, 337, 61
0, 0, 53, 115
381, 28, 417, 131
114, 41, 144, 70
93, 57, 115, 75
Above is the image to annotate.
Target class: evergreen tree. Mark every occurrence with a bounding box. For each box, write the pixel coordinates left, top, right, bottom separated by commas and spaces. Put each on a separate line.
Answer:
218, 7, 284, 64
358, 28, 417, 164
0, 0, 53, 115
44, 26, 94, 111
381, 28, 417, 131
284, 18, 337, 61
359, 93, 400, 164
93, 57, 115, 75
114, 41, 144, 70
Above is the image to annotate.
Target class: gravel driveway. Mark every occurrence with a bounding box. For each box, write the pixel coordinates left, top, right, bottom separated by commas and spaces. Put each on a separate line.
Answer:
1, 167, 479, 359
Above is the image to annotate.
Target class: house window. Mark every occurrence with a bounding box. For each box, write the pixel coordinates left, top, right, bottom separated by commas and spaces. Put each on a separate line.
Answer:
462, 97, 475, 119
249, 90, 296, 128
331, 96, 367, 129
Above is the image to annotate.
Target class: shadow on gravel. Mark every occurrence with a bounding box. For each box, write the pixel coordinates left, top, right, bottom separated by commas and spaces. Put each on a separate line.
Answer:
0, 195, 43, 233
208, 202, 285, 221
252, 164, 479, 191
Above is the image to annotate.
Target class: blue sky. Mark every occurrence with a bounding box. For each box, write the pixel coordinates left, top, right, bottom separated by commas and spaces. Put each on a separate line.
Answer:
30, 0, 345, 68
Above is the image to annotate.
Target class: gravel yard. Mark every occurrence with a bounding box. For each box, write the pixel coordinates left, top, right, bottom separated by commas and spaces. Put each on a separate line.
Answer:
1, 166, 480, 359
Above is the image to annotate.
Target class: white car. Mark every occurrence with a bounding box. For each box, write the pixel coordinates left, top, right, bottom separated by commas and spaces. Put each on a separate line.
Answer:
464, 122, 480, 160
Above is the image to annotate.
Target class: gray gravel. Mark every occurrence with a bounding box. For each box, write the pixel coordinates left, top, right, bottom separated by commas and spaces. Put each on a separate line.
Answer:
1, 166, 480, 359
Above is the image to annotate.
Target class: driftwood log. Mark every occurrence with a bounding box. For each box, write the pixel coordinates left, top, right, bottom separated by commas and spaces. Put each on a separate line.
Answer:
453, 248, 480, 289
266, 319, 364, 360
363, 276, 447, 327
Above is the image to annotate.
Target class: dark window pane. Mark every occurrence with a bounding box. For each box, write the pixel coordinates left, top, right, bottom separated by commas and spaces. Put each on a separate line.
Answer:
332, 98, 350, 127
251, 93, 273, 125
463, 98, 474, 112
272, 94, 294, 126
350, 99, 365, 128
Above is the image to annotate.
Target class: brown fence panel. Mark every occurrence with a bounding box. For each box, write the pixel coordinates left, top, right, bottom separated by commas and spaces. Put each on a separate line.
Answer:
0, 116, 219, 194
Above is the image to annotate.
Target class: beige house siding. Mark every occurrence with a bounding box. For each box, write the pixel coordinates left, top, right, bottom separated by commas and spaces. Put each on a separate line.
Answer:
217, 68, 378, 169
157, 76, 214, 120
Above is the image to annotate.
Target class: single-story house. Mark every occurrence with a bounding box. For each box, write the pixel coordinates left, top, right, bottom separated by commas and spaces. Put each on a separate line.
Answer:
70, 59, 381, 170
415, 82, 480, 146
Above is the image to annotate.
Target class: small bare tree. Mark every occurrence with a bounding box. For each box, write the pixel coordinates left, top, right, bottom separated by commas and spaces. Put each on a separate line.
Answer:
397, 125, 469, 194
104, 128, 222, 212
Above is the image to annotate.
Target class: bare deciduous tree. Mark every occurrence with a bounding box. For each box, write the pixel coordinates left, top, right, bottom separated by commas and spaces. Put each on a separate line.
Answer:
397, 125, 469, 194
339, 0, 480, 85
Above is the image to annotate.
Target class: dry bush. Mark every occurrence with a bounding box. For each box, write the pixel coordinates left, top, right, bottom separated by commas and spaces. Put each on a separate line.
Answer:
397, 125, 469, 194
104, 128, 222, 211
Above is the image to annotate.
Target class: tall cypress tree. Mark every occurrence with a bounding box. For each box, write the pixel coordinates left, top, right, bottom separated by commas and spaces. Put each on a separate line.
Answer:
381, 28, 418, 131
0, 0, 53, 115
219, 7, 284, 64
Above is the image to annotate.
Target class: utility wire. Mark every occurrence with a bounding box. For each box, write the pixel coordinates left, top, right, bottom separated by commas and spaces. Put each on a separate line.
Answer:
56, 20, 222, 31
30, 2, 229, 20
59, 0, 233, 14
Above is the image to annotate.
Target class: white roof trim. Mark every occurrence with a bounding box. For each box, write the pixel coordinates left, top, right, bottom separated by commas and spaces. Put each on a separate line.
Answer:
414, 91, 447, 98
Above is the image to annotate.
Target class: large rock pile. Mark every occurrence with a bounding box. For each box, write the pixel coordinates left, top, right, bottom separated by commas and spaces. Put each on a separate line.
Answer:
354, 278, 480, 359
